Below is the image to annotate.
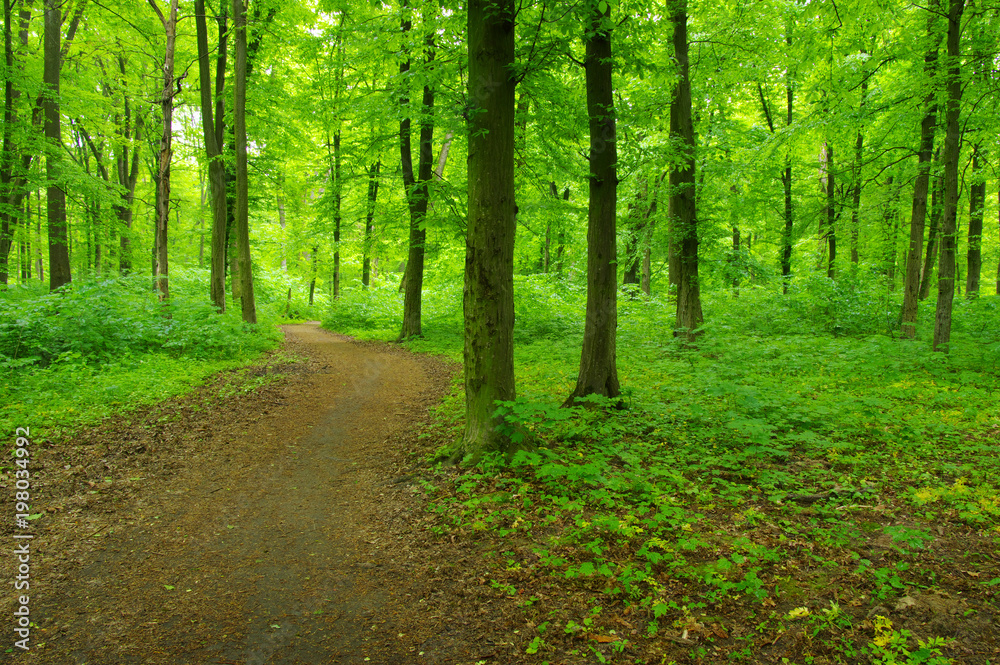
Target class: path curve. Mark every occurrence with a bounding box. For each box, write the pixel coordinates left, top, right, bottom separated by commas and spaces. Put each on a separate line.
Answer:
3, 324, 491, 664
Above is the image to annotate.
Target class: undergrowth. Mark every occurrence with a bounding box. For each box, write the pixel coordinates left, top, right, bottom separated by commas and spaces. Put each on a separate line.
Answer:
327, 269, 1000, 664
0, 269, 285, 441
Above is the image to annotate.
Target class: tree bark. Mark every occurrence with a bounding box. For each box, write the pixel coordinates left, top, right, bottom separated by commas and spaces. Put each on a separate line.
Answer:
333, 128, 342, 299
825, 142, 837, 279
919, 150, 942, 300
882, 177, 900, 289
44, 0, 70, 290
398, 6, 435, 340
148, 0, 179, 301
781, 28, 795, 292
671, 0, 703, 338
196, 0, 228, 311
462, 0, 515, 460
932, 0, 964, 352
622, 176, 647, 288
233, 0, 255, 323
566, 0, 620, 405
114, 55, 142, 275
902, 20, 938, 337
965, 145, 984, 297
0, 0, 20, 286
362, 160, 380, 288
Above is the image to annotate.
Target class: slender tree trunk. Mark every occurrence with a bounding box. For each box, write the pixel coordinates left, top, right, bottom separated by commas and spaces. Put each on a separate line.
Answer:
965, 145, 984, 297
115, 54, 142, 276
919, 152, 942, 299
44, 0, 69, 290
933, 0, 964, 352
849, 64, 868, 267
149, 0, 179, 301
850, 132, 863, 265
996, 187, 1000, 295
462, 0, 515, 460
362, 160, 380, 288
883, 178, 900, 290
333, 129, 342, 299
398, 7, 435, 340
825, 142, 837, 279
278, 174, 287, 272
196, 0, 228, 310
233, 0, 255, 323
902, 23, 938, 337
566, 1, 620, 404
227, 135, 239, 305
671, 0, 702, 338
781, 28, 794, 292
622, 176, 647, 288
309, 247, 317, 305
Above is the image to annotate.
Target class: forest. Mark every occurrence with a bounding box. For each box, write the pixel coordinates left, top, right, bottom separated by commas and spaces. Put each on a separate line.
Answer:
1, 0, 999, 662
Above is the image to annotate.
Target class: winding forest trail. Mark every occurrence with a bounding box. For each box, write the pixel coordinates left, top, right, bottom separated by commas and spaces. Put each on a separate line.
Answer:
5, 324, 508, 664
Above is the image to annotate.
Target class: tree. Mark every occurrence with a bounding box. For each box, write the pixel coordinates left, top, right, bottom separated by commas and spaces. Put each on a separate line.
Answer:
965, 146, 984, 298
44, 0, 70, 290
932, 0, 964, 352
462, 0, 516, 460
362, 159, 380, 288
398, 2, 436, 340
901, 7, 939, 338
233, 0, 256, 323
195, 0, 229, 311
565, 0, 619, 405
148, 0, 179, 301
670, 0, 702, 339
0, 0, 31, 286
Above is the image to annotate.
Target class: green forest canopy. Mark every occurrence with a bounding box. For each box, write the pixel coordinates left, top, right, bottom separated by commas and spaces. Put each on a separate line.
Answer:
0, 0, 997, 301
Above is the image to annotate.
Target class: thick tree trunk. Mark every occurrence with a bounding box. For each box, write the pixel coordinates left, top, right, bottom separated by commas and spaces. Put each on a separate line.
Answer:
0, 0, 19, 286
965, 145, 984, 298
362, 160, 380, 288
233, 0, 255, 323
44, 0, 69, 290
902, 28, 938, 337
462, 0, 515, 460
566, 1, 620, 405
196, 0, 228, 311
671, 0, 703, 338
933, 0, 964, 352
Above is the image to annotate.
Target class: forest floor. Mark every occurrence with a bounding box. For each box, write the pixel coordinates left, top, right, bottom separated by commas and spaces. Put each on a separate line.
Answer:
0, 324, 526, 664
2, 323, 998, 664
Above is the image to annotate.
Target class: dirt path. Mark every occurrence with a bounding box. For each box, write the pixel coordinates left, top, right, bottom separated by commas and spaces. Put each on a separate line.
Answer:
2, 324, 513, 664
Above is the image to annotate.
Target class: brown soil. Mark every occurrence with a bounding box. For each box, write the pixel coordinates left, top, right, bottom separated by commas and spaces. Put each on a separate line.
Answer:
0, 324, 523, 664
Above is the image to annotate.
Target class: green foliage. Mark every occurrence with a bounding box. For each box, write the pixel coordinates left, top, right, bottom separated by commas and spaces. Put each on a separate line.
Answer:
0, 270, 283, 439
363, 276, 999, 663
